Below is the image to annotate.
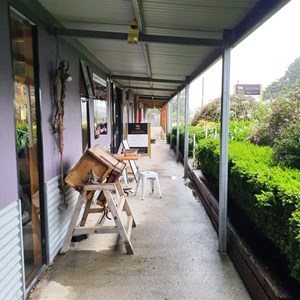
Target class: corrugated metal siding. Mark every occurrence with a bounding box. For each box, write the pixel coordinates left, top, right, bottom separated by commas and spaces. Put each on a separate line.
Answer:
0, 200, 25, 300
45, 176, 78, 262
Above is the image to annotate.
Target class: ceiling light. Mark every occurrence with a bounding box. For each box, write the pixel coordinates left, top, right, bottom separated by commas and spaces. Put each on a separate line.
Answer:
127, 19, 139, 45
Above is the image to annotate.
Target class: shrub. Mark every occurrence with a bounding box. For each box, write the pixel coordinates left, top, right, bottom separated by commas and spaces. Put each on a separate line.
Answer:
191, 94, 259, 125
170, 133, 177, 148
192, 97, 221, 124
249, 89, 300, 146
195, 138, 219, 179
273, 118, 300, 169
166, 133, 170, 144
229, 120, 253, 142
196, 139, 300, 281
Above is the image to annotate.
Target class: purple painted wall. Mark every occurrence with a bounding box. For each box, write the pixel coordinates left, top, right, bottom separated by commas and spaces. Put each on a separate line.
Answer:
0, 2, 19, 210
38, 32, 83, 181
0, 0, 112, 208
38, 33, 112, 181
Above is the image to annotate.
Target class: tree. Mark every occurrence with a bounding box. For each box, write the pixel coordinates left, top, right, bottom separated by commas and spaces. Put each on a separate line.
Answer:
264, 56, 300, 100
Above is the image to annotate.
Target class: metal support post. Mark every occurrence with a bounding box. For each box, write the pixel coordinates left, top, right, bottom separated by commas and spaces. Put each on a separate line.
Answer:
168, 102, 172, 132
169, 101, 173, 135
219, 30, 231, 254
168, 101, 172, 148
176, 90, 180, 162
184, 77, 190, 178
201, 76, 205, 108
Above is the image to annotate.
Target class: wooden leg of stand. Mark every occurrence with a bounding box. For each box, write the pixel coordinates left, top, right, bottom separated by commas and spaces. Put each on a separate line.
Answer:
115, 181, 136, 227
123, 199, 136, 227
60, 191, 86, 254
103, 190, 134, 255
80, 199, 92, 226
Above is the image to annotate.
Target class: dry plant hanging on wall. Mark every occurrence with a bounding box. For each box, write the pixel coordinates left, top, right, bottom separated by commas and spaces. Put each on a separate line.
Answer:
52, 36, 72, 211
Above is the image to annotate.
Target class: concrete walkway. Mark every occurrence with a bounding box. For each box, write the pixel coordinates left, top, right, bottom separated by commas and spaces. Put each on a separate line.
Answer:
29, 139, 251, 300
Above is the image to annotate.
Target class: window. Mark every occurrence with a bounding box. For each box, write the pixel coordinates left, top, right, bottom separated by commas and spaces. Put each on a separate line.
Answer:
93, 74, 107, 139
80, 59, 94, 98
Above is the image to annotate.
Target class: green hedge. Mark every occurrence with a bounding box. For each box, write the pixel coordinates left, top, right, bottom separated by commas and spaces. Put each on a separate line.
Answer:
195, 139, 300, 281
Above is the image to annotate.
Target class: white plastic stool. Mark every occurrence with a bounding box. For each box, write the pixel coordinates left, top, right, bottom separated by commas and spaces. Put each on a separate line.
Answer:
135, 171, 162, 200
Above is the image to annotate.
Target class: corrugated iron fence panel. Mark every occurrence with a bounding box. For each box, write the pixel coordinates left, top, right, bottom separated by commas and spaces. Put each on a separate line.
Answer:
45, 176, 78, 262
0, 200, 25, 300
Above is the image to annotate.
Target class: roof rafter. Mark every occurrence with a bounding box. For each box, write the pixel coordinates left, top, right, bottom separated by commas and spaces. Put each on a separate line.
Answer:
131, 0, 153, 90
139, 95, 169, 99
123, 86, 175, 92
132, 0, 145, 32
111, 75, 183, 84
54, 28, 223, 47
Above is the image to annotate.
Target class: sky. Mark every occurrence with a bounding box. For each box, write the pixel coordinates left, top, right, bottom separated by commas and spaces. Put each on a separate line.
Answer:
189, 0, 300, 114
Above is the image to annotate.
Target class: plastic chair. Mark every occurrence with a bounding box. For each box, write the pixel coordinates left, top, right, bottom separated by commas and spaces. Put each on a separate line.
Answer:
135, 171, 162, 200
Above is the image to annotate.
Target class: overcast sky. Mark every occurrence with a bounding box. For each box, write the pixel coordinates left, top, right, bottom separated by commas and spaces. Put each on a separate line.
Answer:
189, 0, 300, 113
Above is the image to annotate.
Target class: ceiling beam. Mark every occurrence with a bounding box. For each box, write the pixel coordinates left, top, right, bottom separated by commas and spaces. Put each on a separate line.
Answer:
139, 95, 169, 100
54, 28, 223, 46
123, 86, 175, 92
141, 34, 222, 46
131, 0, 153, 91
141, 44, 152, 81
111, 75, 183, 84
132, 0, 145, 32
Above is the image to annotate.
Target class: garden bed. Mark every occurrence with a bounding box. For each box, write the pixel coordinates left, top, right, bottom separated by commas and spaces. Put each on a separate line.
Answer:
189, 168, 299, 299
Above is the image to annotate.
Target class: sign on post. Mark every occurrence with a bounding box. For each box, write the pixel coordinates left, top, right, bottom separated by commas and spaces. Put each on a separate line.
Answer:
125, 123, 151, 157
235, 84, 261, 96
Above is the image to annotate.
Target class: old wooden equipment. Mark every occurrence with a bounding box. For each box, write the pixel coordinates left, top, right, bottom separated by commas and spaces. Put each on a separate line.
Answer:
60, 145, 136, 255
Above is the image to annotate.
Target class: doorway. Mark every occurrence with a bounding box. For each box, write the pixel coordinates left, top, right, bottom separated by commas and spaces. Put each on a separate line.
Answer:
10, 10, 45, 286
111, 85, 123, 153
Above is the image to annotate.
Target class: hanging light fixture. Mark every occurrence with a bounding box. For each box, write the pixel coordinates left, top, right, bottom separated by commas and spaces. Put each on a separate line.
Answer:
127, 18, 139, 44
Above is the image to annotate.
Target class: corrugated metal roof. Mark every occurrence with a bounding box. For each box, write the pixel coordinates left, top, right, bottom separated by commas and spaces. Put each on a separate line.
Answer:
143, 0, 254, 31
35, 0, 290, 101
77, 38, 148, 75
38, 0, 134, 25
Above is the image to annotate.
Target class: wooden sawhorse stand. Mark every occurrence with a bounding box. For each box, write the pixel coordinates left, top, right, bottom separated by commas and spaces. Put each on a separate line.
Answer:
60, 181, 136, 255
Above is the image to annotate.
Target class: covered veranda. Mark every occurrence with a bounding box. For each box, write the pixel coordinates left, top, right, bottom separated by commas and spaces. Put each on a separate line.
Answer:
29, 139, 251, 300
16, 0, 291, 299
25, 0, 290, 253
